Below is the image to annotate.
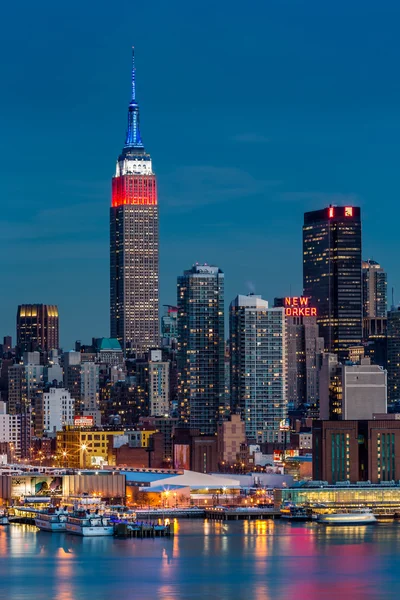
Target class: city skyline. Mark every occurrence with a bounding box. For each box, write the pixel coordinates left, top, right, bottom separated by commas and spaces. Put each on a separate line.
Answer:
1, 1, 400, 348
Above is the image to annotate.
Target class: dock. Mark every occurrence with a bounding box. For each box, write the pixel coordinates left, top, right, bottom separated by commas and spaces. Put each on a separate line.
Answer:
114, 522, 172, 538
205, 507, 281, 521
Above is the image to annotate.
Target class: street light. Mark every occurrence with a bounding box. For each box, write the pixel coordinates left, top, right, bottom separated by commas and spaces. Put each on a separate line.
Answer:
81, 444, 87, 469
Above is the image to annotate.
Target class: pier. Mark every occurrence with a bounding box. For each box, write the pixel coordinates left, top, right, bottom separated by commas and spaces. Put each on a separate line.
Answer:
205, 507, 281, 521
114, 522, 172, 538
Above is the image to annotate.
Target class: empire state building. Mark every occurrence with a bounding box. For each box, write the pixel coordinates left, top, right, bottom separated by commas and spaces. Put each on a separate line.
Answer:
110, 48, 159, 356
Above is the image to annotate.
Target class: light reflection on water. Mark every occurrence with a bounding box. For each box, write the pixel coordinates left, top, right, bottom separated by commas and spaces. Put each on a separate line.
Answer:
1, 520, 400, 599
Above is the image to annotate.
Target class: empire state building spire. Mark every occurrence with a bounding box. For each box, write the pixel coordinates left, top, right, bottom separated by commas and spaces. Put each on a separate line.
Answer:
110, 48, 159, 356
124, 47, 144, 150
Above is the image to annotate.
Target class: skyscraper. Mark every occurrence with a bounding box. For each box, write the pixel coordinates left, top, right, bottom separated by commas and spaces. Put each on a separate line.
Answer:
362, 259, 387, 318
303, 206, 362, 361
16, 304, 59, 354
177, 265, 225, 435
230, 294, 287, 443
387, 307, 400, 403
110, 48, 159, 356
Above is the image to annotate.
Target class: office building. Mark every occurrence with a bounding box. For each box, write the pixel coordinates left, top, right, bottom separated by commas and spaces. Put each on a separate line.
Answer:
110, 48, 159, 356
274, 296, 324, 407
230, 294, 287, 443
363, 316, 387, 369
177, 264, 225, 435
313, 419, 400, 483
303, 206, 362, 360
319, 356, 387, 420
362, 259, 387, 318
17, 304, 59, 354
387, 307, 400, 403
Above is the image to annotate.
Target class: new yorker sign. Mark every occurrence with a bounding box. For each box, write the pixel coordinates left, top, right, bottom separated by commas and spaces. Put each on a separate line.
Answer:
284, 297, 317, 317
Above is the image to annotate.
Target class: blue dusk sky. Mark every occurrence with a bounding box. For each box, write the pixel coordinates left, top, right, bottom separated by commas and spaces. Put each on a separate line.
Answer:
1, 0, 399, 348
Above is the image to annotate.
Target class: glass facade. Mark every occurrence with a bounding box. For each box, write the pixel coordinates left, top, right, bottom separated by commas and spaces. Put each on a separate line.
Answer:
377, 432, 396, 481
362, 259, 387, 319
331, 433, 350, 482
278, 485, 400, 507
230, 295, 287, 443
387, 308, 400, 402
303, 206, 362, 361
177, 265, 225, 435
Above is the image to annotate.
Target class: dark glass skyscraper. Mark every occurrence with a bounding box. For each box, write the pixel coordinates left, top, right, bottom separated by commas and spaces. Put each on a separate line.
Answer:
387, 307, 400, 402
110, 48, 159, 356
303, 206, 362, 361
362, 259, 387, 318
17, 304, 59, 353
177, 265, 225, 435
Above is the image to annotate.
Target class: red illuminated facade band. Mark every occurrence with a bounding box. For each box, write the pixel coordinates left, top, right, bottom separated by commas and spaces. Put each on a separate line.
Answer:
112, 174, 157, 207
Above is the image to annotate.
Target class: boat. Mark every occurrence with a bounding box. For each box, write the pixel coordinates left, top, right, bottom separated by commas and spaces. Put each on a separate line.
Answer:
0, 510, 9, 526
35, 507, 69, 532
65, 510, 114, 536
317, 508, 377, 525
280, 503, 309, 521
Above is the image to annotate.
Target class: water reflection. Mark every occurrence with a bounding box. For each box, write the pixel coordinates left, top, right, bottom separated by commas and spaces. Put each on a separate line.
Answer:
1, 520, 400, 599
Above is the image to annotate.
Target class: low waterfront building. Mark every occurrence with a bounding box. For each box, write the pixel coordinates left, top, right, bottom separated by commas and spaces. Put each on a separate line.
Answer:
0, 470, 125, 504
275, 481, 400, 510
313, 419, 400, 483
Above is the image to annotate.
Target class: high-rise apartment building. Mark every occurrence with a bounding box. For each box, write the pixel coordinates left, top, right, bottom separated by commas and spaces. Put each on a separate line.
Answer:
0, 402, 22, 459
177, 264, 225, 435
362, 259, 387, 318
148, 350, 170, 417
303, 206, 362, 361
387, 307, 400, 402
230, 294, 287, 443
110, 48, 159, 356
17, 304, 59, 354
36, 388, 75, 435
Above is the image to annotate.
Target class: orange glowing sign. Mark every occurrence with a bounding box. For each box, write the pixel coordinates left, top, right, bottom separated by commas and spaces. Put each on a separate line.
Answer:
345, 206, 353, 217
328, 207, 334, 218
284, 297, 317, 317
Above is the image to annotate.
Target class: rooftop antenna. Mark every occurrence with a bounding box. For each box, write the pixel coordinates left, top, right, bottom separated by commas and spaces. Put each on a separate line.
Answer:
131, 46, 136, 102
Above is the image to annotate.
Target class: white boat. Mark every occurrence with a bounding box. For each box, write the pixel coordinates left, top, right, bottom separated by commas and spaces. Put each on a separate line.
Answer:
318, 508, 377, 525
35, 508, 69, 532
66, 510, 114, 536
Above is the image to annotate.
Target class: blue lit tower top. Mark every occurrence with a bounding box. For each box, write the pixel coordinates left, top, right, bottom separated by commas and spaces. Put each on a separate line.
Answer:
116, 47, 153, 177
124, 47, 144, 150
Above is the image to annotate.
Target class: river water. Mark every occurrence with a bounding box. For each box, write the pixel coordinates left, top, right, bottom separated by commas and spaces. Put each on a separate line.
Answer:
1, 519, 399, 599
